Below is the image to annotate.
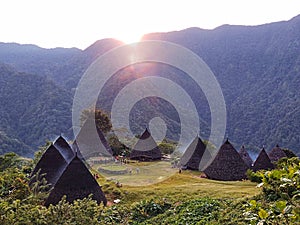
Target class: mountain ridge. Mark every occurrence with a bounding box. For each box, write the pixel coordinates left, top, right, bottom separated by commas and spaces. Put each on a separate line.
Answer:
1, 15, 300, 156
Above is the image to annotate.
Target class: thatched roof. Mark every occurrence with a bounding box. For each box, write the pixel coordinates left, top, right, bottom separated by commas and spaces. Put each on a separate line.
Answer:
54, 136, 74, 163
45, 154, 107, 206
238, 145, 253, 167
130, 128, 162, 161
203, 139, 249, 181
71, 140, 85, 161
30, 144, 67, 188
73, 118, 113, 159
268, 144, 287, 162
252, 148, 274, 172
180, 136, 206, 170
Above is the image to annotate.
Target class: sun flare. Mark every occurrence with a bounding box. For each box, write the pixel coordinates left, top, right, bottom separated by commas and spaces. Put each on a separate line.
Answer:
117, 33, 143, 44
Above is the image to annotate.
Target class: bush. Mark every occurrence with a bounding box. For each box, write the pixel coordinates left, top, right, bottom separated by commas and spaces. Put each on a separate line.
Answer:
246, 169, 263, 183
144, 198, 221, 225
244, 157, 300, 224
131, 198, 171, 223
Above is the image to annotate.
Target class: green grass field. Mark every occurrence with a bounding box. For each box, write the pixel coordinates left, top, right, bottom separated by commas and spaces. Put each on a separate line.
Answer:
92, 161, 260, 205
95, 161, 178, 186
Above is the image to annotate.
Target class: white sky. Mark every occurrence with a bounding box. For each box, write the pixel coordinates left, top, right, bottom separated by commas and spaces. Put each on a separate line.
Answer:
0, 0, 300, 49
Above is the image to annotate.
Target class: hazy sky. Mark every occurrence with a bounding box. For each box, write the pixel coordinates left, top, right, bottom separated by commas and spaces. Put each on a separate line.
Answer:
1, 0, 300, 49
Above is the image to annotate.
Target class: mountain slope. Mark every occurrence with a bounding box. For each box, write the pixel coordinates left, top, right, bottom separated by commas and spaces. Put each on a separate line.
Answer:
56, 38, 124, 89
0, 130, 33, 156
1, 15, 300, 156
141, 15, 300, 153
0, 42, 81, 83
0, 63, 72, 156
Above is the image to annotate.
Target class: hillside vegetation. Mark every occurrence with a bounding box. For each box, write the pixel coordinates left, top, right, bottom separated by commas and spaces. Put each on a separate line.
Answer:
0, 64, 72, 156
0, 152, 299, 224
0, 16, 300, 156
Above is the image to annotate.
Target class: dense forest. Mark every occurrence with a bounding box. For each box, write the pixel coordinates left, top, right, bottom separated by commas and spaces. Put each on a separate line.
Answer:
0, 64, 72, 156
0, 15, 300, 156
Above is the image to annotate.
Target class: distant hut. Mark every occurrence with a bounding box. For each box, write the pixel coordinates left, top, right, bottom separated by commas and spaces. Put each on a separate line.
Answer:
180, 136, 206, 170
203, 139, 249, 181
130, 128, 162, 161
54, 136, 74, 163
71, 140, 85, 161
30, 144, 67, 188
252, 148, 274, 172
73, 118, 113, 160
45, 154, 107, 206
238, 145, 253, 167
268, 144, 287, 163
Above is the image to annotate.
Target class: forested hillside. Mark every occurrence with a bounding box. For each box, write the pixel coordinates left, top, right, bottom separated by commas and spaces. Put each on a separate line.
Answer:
0, 64, 72, 156
141, 15, 300, 153
0, 15, 300, 156
0, 42, 80, 83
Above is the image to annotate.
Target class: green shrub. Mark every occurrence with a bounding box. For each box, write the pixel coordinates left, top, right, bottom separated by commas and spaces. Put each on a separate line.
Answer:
131, 198, 172, 223
244, 157, 300, 224
144, 198, 221, 225
246, 169, 263, 183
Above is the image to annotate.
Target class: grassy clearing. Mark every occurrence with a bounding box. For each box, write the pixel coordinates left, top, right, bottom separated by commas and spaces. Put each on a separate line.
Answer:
94, 161, 178, 186
99, 164, 127, 171
92, 161, 260, 206
121, 170, 260, 205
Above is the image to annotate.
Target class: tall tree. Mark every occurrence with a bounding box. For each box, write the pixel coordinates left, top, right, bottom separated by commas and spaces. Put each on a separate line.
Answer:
80, 108, 112, 134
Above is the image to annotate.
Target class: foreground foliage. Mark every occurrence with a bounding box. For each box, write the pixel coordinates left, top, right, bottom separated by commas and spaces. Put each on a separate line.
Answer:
244, 157, 300, 224
0, 152, 299, 224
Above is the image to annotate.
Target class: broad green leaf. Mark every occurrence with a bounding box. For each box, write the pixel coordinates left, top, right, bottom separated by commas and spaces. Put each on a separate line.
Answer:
275, 201, 286, 212
258, 208, 268, 219
249, 200, 257, 208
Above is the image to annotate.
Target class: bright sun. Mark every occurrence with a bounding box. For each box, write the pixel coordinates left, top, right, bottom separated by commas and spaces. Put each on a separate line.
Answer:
117, 33, 143, 44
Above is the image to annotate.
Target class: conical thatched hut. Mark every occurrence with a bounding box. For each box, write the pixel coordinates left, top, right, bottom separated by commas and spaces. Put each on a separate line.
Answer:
268, 144, 287, 163
252, 148, 274, 172
203, 139, 249, 181
71, 140, 85, 161
54, 136, 74, 163
30, 144, 67, 188
180, 136, 206, 170
45, 154, 107, 206
238, 145, 253, 167
73, 118, 113, 160
130, 128, 162, 161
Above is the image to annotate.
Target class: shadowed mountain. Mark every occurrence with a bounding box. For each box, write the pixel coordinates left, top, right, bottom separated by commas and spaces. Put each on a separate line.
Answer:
0, 63, 73, 156
0, 130, 33, 156
1, 15, 300, 156
141, 15, 300, 153
56, 38, 124, 89
0, 42, 80, 81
